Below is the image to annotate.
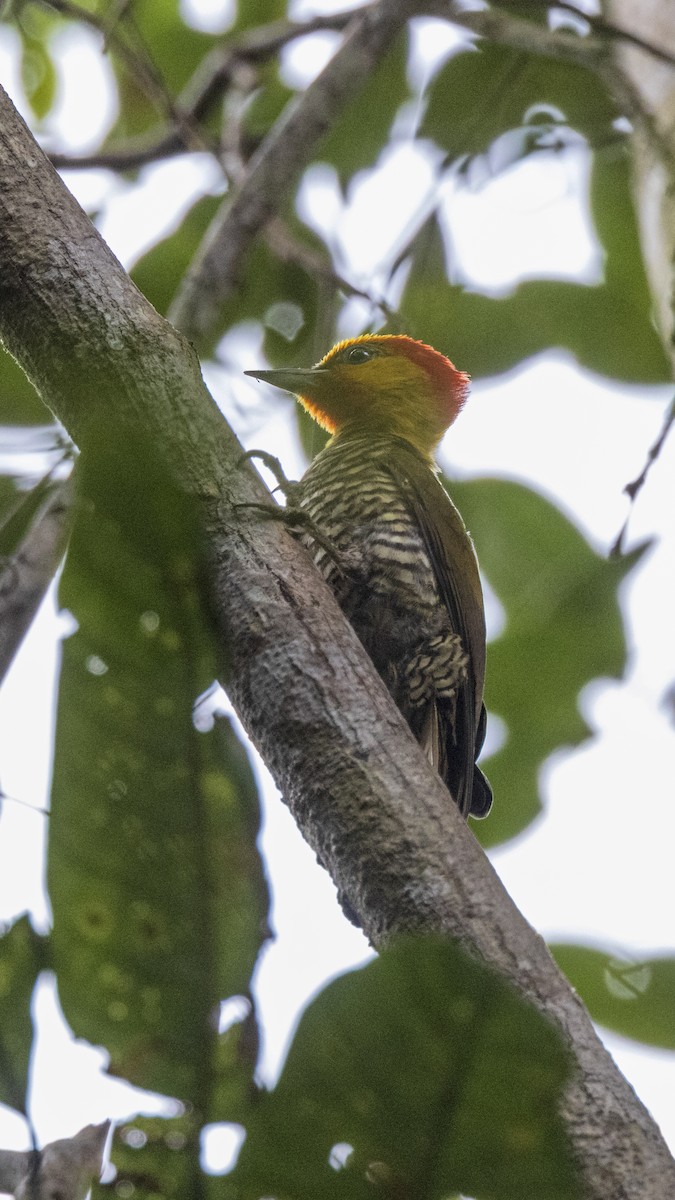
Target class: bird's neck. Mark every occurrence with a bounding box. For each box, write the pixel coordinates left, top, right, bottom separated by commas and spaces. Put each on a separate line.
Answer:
330, 423, 438, 465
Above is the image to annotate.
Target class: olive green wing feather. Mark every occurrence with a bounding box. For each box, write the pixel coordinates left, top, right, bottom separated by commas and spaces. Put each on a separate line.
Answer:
384, 439, 491, 817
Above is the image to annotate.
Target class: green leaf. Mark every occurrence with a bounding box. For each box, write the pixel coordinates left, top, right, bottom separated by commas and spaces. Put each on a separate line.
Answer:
20, 32, 57, 120
591, 146, 656, 310
398, 207, 669, 384
131, 194, 221, 316
101, 1, 220, 145
551, 944, 675, 1051
230, 937, 578, 1199
105, 53, 159, 143
130, 0, 221, 94
0, 915, 46, 1114
92, 1113, 200, 1200
241, 65, 295, 144
0, 349, 49, 425
231, 0, 286, 35
317, 34, 411, 191
445, 478, 643, 845
49, 428, 269, 1116
420, 39, 617, 168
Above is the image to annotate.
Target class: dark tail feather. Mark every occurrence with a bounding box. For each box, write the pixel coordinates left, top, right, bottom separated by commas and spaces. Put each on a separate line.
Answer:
470, 766, 492, 818
469, 703, 492, 817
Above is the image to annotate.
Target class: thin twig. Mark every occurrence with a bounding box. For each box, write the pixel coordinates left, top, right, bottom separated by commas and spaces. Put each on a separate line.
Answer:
552, 0, 675, 70
265, 218, 399, 323
47, 8, 362, 171
611, 393, 675, 556
0, 477, 74, 685
39, 0, 216, 157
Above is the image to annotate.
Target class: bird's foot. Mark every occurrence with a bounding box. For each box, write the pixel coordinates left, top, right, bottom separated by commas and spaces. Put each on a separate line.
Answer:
233, 498, 351, 577
239, 449, 301, 504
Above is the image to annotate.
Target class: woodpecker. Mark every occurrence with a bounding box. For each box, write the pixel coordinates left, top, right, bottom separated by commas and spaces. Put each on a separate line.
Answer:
245, 334, 492, 818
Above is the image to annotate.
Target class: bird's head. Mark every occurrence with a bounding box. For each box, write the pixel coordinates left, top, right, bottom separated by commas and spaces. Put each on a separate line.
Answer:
245, 334, 470, 457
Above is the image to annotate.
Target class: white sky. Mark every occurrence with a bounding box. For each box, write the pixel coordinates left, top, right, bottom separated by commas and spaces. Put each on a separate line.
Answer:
1, 1, 674, 1181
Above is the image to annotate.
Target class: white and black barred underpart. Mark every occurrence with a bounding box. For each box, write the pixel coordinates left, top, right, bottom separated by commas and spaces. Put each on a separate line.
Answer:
295, 433, 469, 728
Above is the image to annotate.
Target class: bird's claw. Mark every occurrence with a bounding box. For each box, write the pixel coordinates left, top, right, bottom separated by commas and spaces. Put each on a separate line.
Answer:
233, 499, 352, 577
238, 449, 301, 503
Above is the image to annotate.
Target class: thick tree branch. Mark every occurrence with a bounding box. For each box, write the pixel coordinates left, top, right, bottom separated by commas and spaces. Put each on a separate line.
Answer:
1, 86, 675, 1197
167, 0, 416, 342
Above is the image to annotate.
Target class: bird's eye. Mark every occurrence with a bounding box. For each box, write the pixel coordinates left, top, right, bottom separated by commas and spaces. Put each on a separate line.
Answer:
346, 345, 374, 364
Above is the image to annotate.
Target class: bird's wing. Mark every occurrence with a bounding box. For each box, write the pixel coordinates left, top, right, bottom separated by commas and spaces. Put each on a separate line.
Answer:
383, 438, 488, 815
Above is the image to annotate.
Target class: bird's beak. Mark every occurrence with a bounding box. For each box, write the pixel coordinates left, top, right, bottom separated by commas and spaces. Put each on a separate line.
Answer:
244, 366, 330, 396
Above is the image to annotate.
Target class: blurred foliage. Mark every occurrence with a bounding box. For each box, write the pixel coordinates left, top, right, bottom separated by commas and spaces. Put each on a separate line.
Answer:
131, 194, 221, 319
106, 3, 221, 145
446, 477, 645, 845
0, 915, 46, 1115
94, 939, 577, 1198
13, 2, 58, 122
0, 463, 64, 559
397, 162, 669, 384
133, 204, 324, 363
551, 945, 675, 1051
242, 62, 295, 145
93, 1112, 201, 1200
229, 937, 578, 1199
0, 350, 49, 425
317, 33, 410, 192
0, 473, 25, 557
49, 428, 268, 1122
420, 40, 618, 168
231, 0, 287, 36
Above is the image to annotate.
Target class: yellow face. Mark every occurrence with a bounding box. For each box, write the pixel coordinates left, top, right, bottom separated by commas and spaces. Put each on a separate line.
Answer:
246, 334, 469, 454
296, 335, 468, 454
303, 338, 428, 426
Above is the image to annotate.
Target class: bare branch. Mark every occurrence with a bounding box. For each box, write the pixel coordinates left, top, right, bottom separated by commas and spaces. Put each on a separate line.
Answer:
265, 217, 399, 323
168, 0, 416, 342
0, 477, 74, 685
0, 1122, 109, 1200
611, 392, 675, 555
39, 0, 216, 157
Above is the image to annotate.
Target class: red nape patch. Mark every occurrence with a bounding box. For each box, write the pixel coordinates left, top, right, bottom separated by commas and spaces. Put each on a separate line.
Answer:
381, 336, 470, 414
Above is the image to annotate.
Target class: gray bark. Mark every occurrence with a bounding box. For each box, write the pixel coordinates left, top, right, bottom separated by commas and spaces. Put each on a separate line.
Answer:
0, 1122, 109, 1199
